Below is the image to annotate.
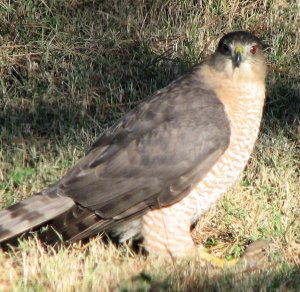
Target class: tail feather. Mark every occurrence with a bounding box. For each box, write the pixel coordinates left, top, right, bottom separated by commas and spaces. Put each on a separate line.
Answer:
44, 204, 112, 244
0, 194, 74, 243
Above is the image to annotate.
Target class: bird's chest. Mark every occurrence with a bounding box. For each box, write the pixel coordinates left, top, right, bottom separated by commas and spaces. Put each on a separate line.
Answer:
188, 85, 265, 221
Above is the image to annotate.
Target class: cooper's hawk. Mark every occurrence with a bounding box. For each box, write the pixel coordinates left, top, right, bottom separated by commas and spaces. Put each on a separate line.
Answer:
0, 31, 266, 263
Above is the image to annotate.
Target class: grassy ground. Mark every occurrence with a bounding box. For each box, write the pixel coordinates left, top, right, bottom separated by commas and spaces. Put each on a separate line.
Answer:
0, 0, 299, 290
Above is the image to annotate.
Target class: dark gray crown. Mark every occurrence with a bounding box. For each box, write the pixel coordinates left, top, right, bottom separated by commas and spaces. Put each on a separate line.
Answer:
218, 31, 263, 49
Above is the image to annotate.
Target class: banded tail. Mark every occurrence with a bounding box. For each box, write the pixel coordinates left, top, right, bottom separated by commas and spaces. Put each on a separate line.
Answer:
0, 193, 74, 244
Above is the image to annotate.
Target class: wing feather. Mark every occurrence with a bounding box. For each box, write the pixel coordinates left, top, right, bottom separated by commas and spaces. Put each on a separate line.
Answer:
45, 68, 230, 241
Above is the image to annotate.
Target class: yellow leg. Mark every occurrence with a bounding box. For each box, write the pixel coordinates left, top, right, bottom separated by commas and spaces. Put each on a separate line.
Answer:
196, 247, 238, 269
196, 239, 270, 269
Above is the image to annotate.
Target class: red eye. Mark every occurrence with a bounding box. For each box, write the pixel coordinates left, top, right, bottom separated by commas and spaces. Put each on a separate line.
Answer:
250, 46, 257, 54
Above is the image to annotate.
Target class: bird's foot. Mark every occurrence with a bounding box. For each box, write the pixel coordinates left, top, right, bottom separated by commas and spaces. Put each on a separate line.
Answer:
195, 247, 238, 269
196, 239, 271, 270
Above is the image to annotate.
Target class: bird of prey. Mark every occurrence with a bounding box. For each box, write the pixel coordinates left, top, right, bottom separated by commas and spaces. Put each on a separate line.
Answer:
0, 31, 266, 264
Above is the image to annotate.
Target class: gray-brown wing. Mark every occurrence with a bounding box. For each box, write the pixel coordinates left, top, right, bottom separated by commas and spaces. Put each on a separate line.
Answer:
52, 70, 230, 225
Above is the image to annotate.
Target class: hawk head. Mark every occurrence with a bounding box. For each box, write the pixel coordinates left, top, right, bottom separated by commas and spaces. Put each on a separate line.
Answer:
212, 31, 266, 81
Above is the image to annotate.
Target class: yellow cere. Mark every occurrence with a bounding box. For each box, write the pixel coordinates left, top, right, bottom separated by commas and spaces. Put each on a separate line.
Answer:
234, 44, 244, 54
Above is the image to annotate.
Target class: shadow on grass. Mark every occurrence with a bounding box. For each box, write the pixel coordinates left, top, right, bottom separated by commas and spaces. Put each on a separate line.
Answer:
125, 263, 300, 291
264, 78, 300, 137
0, 1, 197, 149
0, 41, 192, 144
1, 48, 298, 143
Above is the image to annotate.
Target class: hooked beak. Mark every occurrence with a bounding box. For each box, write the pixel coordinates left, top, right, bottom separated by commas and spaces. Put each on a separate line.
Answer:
233, 52, 242, 67
232, 44, 244, 68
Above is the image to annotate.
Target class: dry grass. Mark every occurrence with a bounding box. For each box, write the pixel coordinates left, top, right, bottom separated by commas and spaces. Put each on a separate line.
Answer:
0, 0, 299, 290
